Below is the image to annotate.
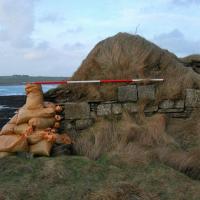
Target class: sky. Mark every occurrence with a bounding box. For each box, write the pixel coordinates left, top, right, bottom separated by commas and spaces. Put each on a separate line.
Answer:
0, 0, 200, 76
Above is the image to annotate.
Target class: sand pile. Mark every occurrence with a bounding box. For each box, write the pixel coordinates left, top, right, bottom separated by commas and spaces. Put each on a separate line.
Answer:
46, 32, 200, 102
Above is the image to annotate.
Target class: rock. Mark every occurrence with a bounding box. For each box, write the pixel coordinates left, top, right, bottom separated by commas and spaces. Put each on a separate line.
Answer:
97, 104, 112, 116
174, 100, 184, 109
144, 105, 158, 113
138, 85, 155, 101
185, 89, 200, 107
159, 100, 174, 109
61, 120, 74, 131
122, 103, 138, 113
75, 119, 94, 130
51, 144, 72, 156
118, 85, 137, 102
158, 108, 184, 113
65, 102, 90, 119
112, 104, 122, 115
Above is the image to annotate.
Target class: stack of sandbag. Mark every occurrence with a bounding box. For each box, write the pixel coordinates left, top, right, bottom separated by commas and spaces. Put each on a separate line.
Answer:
0, 83, 71, 157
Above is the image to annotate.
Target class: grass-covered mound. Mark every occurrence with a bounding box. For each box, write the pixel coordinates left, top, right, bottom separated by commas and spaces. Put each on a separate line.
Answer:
46, 32, 200, 102
1, 155, 200, 200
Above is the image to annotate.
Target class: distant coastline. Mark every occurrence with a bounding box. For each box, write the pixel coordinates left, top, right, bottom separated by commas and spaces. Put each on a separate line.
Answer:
0, 75, 68, 85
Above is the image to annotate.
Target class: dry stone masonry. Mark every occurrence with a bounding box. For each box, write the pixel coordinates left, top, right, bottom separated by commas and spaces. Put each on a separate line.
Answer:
59, 84, 200, 132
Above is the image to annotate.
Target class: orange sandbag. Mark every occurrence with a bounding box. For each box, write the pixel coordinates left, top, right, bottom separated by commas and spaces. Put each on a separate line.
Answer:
16, 107, 55, 124
55, 115, 62, 121
14, 123, 33, 135
0, 123, 16, 135
25, 84, 44, 110
0, 135, 28, 152
55, 134, 72, 144
29, 117, 55, 129
55, 105, 63, 113
30, 140, 53, 156
27, 131, 46, 145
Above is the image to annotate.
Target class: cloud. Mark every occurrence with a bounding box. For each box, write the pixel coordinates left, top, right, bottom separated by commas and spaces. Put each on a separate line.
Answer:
0, 0, 36, 48
65, 27, 83, 34
39, 13, 65, 23
63, 42, 85, 51
153, 29, 200, 56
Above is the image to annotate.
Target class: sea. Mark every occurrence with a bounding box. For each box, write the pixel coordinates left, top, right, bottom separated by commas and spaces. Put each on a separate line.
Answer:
0, 84, 57, 96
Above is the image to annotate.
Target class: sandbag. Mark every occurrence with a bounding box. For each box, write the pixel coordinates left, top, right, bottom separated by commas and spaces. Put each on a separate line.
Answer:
16, 107, 55, 124
0, 135, 28, 152
0, 123, 16, 135
8, 114, 18, 124
54, 122, 60, 129
44, 101, 56, 110
27, 131, 46, 145
55, 115, 62, 121
25, 84, 44, 110
30, 140, 53, 156
55, 105, 63, 113
29, 117, 55, 129
0, 152, 14, 158
14, 123, 33, 135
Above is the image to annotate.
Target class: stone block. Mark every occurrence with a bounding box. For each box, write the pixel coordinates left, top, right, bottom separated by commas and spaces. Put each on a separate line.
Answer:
97, 104, 112, 116
123, 103, 138, 113
186, 89, 200, 107
159, 100, 174, 109
174, 100, 184, 109
75, 119, 94, 130
158, 108, 184, 113
118, 85, 137, 102
138, 85, 156, 101
112, 104, 122, 115
65, 102, 90, 119
144, 105, 158, 113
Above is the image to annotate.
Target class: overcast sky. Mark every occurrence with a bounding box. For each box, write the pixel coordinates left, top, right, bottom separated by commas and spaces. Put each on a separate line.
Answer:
0, 0, 200, 76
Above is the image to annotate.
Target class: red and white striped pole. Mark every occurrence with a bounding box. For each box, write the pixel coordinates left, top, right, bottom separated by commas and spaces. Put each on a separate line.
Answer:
31, 79, 164, 85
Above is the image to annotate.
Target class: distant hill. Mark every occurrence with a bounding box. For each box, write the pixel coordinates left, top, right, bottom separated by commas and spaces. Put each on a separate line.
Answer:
0, 75, 68, 85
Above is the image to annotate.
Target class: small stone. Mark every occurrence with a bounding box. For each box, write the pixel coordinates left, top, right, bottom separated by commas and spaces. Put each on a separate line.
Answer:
138, 85, 156, 101
185, 89, 200, 107
75, 119, 94, 130
174, 100, 184, 109
159, 100, 174, 109
118, 85, 137, 102
144, 105, 158, 113
65, 102, 90, 119
123, 103, 138, 113
158, 108, 184, 113
97, 104, 112, 116
112, 104, 122, 115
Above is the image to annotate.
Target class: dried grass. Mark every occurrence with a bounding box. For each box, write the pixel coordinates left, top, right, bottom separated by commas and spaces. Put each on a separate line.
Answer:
89, 181, 159, 200
75, 114, 174, 166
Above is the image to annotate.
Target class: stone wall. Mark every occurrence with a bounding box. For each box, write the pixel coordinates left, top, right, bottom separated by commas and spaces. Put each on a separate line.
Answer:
59, 85, 200, 132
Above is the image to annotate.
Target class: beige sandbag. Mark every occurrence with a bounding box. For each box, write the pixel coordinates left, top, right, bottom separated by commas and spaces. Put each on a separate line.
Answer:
0, 152, 14, 158
25, 84, 44, 110
54, 122, 60, 129
8, 114, 18, 124
44, 101, 56, 109
16, 107, 55, 124
29, 117, 55, 129
30, 140, 53, 156
27, 131, 46, 145
0, 135, 28, 152
0, 123, 16, 135
14, 123, 33, 135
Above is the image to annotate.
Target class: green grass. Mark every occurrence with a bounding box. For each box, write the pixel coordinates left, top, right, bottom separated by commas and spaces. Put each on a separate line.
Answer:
0, 155, 200, 200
